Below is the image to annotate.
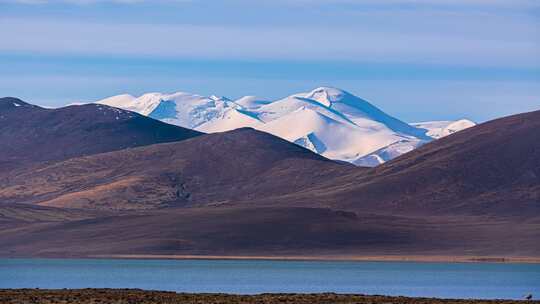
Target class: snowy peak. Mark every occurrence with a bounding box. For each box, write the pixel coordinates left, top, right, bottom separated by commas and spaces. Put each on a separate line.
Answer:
353, 138, 426, 167
303, 86, 348, 107
300, 87, 430, 140
94, 87, 474, 167
413, 119, 476, 139
209, 95, 231, 102
98, 94, 135, 107
99, 92, 241, 129
445, 119, 476, 136
100, 93, 157, 116
234, 96, 272, 109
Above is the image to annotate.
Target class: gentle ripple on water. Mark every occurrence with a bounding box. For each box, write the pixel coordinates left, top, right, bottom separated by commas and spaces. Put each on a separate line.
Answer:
1, 258, 539, 300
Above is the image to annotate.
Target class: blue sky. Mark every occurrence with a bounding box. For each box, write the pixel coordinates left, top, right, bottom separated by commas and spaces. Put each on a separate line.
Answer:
0, 0, 539, 122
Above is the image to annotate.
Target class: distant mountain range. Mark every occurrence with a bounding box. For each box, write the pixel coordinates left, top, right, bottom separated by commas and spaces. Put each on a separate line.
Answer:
0, 95, 538, 259
96, 87, 475, 166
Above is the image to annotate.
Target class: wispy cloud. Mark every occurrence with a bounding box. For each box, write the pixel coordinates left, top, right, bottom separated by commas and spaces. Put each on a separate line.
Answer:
1, 16, 537, 67
1, 0, 537, 67
3, 0, 540, 6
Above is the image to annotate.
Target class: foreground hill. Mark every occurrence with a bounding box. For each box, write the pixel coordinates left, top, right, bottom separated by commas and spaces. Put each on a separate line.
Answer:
0, 97, 201, 168
0, 128, 353, 210
97, 87, 474, 166
287, 110, 540, 216
1, 204, 538, 257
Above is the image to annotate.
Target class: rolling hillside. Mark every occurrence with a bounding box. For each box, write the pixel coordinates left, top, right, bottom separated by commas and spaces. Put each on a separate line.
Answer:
0, 97, 201, 168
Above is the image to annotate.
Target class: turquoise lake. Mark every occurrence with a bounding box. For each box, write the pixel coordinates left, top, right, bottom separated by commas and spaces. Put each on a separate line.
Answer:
1, 258, 539, 300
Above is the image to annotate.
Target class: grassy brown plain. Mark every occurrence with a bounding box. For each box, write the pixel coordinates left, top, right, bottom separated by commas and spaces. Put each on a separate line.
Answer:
1, 289, 538, 304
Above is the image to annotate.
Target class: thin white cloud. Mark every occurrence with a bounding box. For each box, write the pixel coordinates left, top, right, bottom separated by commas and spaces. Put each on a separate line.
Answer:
0, 17, 538, 68
1, 0, 538, 68
3, 0, 539, 5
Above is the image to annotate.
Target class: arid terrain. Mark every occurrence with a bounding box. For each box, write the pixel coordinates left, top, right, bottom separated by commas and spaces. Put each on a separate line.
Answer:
0, 97, 538, 259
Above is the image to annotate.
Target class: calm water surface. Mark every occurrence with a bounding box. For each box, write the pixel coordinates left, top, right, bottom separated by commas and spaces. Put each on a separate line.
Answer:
1, 258, 539, 299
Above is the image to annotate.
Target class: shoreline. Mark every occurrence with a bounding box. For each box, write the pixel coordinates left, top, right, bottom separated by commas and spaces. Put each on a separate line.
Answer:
85, 254, 540, 264
1, 289, 537, 304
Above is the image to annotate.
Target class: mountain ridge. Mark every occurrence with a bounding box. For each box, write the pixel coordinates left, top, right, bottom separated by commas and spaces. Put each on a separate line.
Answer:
0, 97, 202, 169
0, 126, 354, 210
95, 87, 475, 166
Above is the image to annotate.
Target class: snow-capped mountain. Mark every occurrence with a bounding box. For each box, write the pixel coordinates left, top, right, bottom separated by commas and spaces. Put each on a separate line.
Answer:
412, 120, 476, 139
96, 87, 474, 166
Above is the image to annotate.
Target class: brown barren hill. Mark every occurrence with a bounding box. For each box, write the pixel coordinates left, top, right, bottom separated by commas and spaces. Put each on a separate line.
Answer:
286, 109, 540, 217
0, 97, 201, 169
0, 128, 354, 210
0, 101, 539, 258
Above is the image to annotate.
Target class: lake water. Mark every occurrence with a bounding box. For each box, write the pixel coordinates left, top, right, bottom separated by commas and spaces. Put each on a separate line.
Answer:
1, 258, 539, 300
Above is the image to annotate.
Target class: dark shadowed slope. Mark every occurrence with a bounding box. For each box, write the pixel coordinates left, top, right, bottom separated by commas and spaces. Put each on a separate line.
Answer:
0, 203, 103, 228
0, 97, 201, 168
1, 107, 538, 216
0, 128, 354, 210
290, 109, 540, 217
0, 109, 539, 258
1, 206, 538, 258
